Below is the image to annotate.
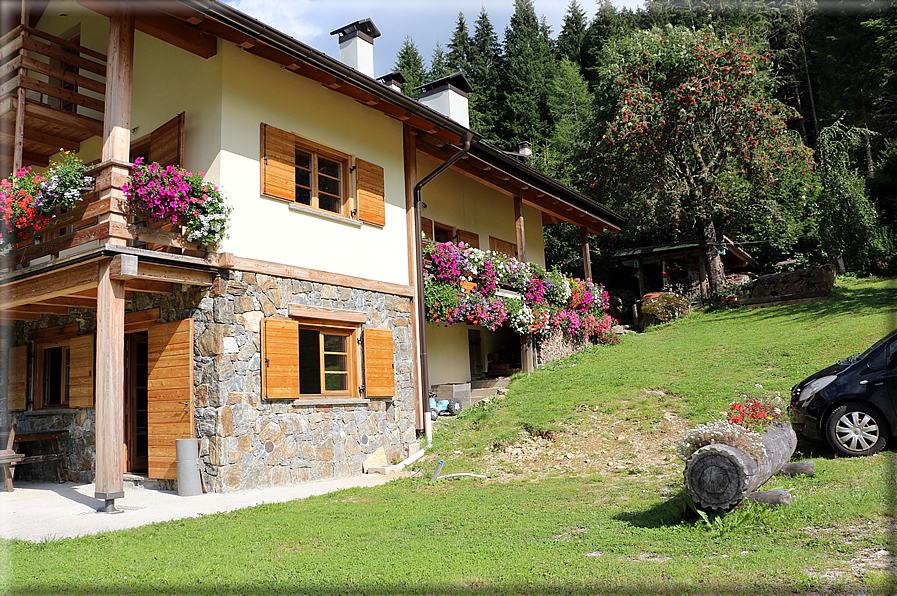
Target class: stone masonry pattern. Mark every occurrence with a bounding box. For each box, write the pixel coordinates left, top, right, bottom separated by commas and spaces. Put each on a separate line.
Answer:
8, 271, 417, 492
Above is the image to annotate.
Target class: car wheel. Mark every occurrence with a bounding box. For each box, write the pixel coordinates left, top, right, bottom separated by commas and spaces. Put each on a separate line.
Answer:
447, 398, 462, 416
825, 403, 889, 457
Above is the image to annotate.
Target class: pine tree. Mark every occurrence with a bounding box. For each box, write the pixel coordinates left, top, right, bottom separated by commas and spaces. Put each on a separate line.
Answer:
394, 36, 427, 98
468, 8, 503, 142
447, 13, 473, 75
429, 40, 452, 81
496, 0, 555, 150
556, 0, 589, 68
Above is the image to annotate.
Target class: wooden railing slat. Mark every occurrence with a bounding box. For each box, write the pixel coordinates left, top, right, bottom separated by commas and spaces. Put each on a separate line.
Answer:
21, 36, 107, 77
21, 25, 107, 63
19, 74, 105, 113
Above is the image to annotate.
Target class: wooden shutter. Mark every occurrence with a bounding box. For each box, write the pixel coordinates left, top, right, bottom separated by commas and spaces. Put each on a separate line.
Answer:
421, 217, 433, 241
261, 123, 295, 202
150, 112, 185, 168
262, 318, 299, 399
363, 328, 395, 397
7, 345, 27, 411
68, 335, 94, 408
457, 229, 479, 249
147, 319, 194, 480
489, 236, 517, 259
356, 158, 385, 226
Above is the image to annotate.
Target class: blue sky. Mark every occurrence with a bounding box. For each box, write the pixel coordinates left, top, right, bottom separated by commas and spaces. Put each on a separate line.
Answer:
221, 0, 645, 78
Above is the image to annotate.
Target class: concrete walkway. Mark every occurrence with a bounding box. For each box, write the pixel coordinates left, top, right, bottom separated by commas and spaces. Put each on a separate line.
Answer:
0, 474, 399, 542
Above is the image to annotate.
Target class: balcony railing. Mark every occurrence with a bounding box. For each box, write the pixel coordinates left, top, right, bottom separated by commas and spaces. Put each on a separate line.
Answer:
0, 25, 106, 169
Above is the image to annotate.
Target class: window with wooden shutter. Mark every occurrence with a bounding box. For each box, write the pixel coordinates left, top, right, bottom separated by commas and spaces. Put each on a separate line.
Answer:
421, 217, 433, 241
150, 112, 185, 168
262, 319, 300, 399
356, 158, 385, 226
68, 335, 94, 408
261, 123, 297, 202
457, 229, 479, 249
7, 345, 28, 411
490, 236, 517, 259
363, 328, 395, 398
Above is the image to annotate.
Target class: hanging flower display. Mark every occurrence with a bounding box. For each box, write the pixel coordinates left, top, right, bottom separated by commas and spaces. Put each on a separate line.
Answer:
0, 151, 93, 247
123, 158, 231, 247
423, 241, 616, 341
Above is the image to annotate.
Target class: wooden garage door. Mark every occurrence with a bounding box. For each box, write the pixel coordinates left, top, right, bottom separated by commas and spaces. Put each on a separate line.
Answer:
147, 319, 194, 480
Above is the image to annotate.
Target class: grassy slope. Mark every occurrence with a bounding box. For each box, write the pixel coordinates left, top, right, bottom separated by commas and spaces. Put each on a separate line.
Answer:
4, 276, 896, 596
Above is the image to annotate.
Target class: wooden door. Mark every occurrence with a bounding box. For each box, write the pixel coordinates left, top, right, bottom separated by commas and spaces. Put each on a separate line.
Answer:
124, 332, 148, 473
147, 319, 194, 479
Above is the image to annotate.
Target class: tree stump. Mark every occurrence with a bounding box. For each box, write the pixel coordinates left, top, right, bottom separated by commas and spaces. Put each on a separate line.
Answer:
684, 423, 797, 510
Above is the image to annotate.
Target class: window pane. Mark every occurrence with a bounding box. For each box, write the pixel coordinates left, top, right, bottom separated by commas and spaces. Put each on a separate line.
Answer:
298, 329, 321, 394
324, 372, 348, 392
318, 157, 341, 179
296, 187, 312, 206
44, 347, 64, 406
295, 168, 311, 189
324, 353, 347, 372
318, 175, 341, 197
323, 334, 346, 353
319, 194, 341, 213
295, 150, 311, 170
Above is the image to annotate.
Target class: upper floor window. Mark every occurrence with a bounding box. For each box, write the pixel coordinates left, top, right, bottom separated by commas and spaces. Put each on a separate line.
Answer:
294, 145, 348, 216
261, 123, 386, 226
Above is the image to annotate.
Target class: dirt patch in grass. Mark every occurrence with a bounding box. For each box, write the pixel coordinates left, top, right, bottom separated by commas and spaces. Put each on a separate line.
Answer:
476, 389, 690, 484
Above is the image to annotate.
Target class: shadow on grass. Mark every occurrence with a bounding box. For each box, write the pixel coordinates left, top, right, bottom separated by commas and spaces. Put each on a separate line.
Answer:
8, 583, 831, 596
700, 281, 896, 328
612, 493, 695, 528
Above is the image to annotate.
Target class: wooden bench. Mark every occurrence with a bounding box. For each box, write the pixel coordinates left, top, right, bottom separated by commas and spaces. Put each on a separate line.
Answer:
0, 424, 67, 491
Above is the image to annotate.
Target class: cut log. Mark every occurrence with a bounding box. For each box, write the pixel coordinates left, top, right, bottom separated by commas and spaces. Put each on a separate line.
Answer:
776, 461, 816, 477
746, 489, 791, 507
684, 423, 797, 510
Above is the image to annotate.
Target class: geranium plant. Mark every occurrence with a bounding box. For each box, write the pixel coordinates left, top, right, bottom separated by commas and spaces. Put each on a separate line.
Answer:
422, 241, 615, 341
677, 385, 787, 461
1, 151, 92, 246
123, 158, 231, 247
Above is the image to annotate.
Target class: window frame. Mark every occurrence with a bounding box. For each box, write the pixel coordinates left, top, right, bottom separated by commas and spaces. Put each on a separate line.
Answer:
293, 139, 351, 218
298, 323, 359, 397
34, 339, 72, 410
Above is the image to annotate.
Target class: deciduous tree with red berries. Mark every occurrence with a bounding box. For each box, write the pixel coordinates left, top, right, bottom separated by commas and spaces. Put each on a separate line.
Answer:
586, 26, 814, 293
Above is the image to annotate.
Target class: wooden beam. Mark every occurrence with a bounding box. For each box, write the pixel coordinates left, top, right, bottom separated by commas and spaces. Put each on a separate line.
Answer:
288, 304, 367, 324
0, 303, 68, 316
0, 260, 100, 310
109, 253, 138, 280
123, 279, 173, 295
135, 261, 214, 286
0, 311, 40, 322
33, 296, 96, 309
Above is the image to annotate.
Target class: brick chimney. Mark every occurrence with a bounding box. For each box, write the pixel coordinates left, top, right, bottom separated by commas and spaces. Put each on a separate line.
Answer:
414, 72, 472, 129
330, 19, 380, 78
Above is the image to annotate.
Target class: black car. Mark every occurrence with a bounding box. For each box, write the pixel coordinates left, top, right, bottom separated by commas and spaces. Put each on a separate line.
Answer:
790, 328, 897, 456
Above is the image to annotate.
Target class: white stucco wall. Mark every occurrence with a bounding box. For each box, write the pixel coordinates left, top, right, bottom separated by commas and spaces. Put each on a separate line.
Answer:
426, 323, 471, 387
215, 44, 410, 287
417, 154, 546, 267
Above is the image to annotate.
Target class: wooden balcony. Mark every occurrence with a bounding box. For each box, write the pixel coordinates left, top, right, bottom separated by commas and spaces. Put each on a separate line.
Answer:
0, 25, 105, 171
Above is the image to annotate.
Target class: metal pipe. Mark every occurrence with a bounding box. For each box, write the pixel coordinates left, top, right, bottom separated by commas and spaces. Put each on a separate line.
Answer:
413, 134, 473, 445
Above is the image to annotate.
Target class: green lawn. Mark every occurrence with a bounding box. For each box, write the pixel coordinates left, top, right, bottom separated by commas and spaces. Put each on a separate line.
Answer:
4, 276, 896, 596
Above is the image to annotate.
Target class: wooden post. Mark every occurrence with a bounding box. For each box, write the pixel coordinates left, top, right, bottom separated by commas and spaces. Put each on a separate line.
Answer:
514, 196, 527, 263
94, 10, 134, 508
580, 227, 591, 280
514, 196, 533, 373
403, 124, 424, 431
12, 4, 27, 174
94, 258, 125, 504
97, 9, 135, 246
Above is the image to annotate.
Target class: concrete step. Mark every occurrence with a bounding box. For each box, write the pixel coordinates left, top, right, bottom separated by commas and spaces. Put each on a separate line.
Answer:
123, 473, 176, 492
470, 377, 511, 390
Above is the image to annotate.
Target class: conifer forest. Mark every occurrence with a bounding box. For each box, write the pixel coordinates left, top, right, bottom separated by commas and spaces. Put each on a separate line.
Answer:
394, 0, 897, 290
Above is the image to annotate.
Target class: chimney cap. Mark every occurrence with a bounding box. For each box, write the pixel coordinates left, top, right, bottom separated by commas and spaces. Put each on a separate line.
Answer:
414, 72, 473, 98
377, 71, 407, 86
330, 19, 381, 42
